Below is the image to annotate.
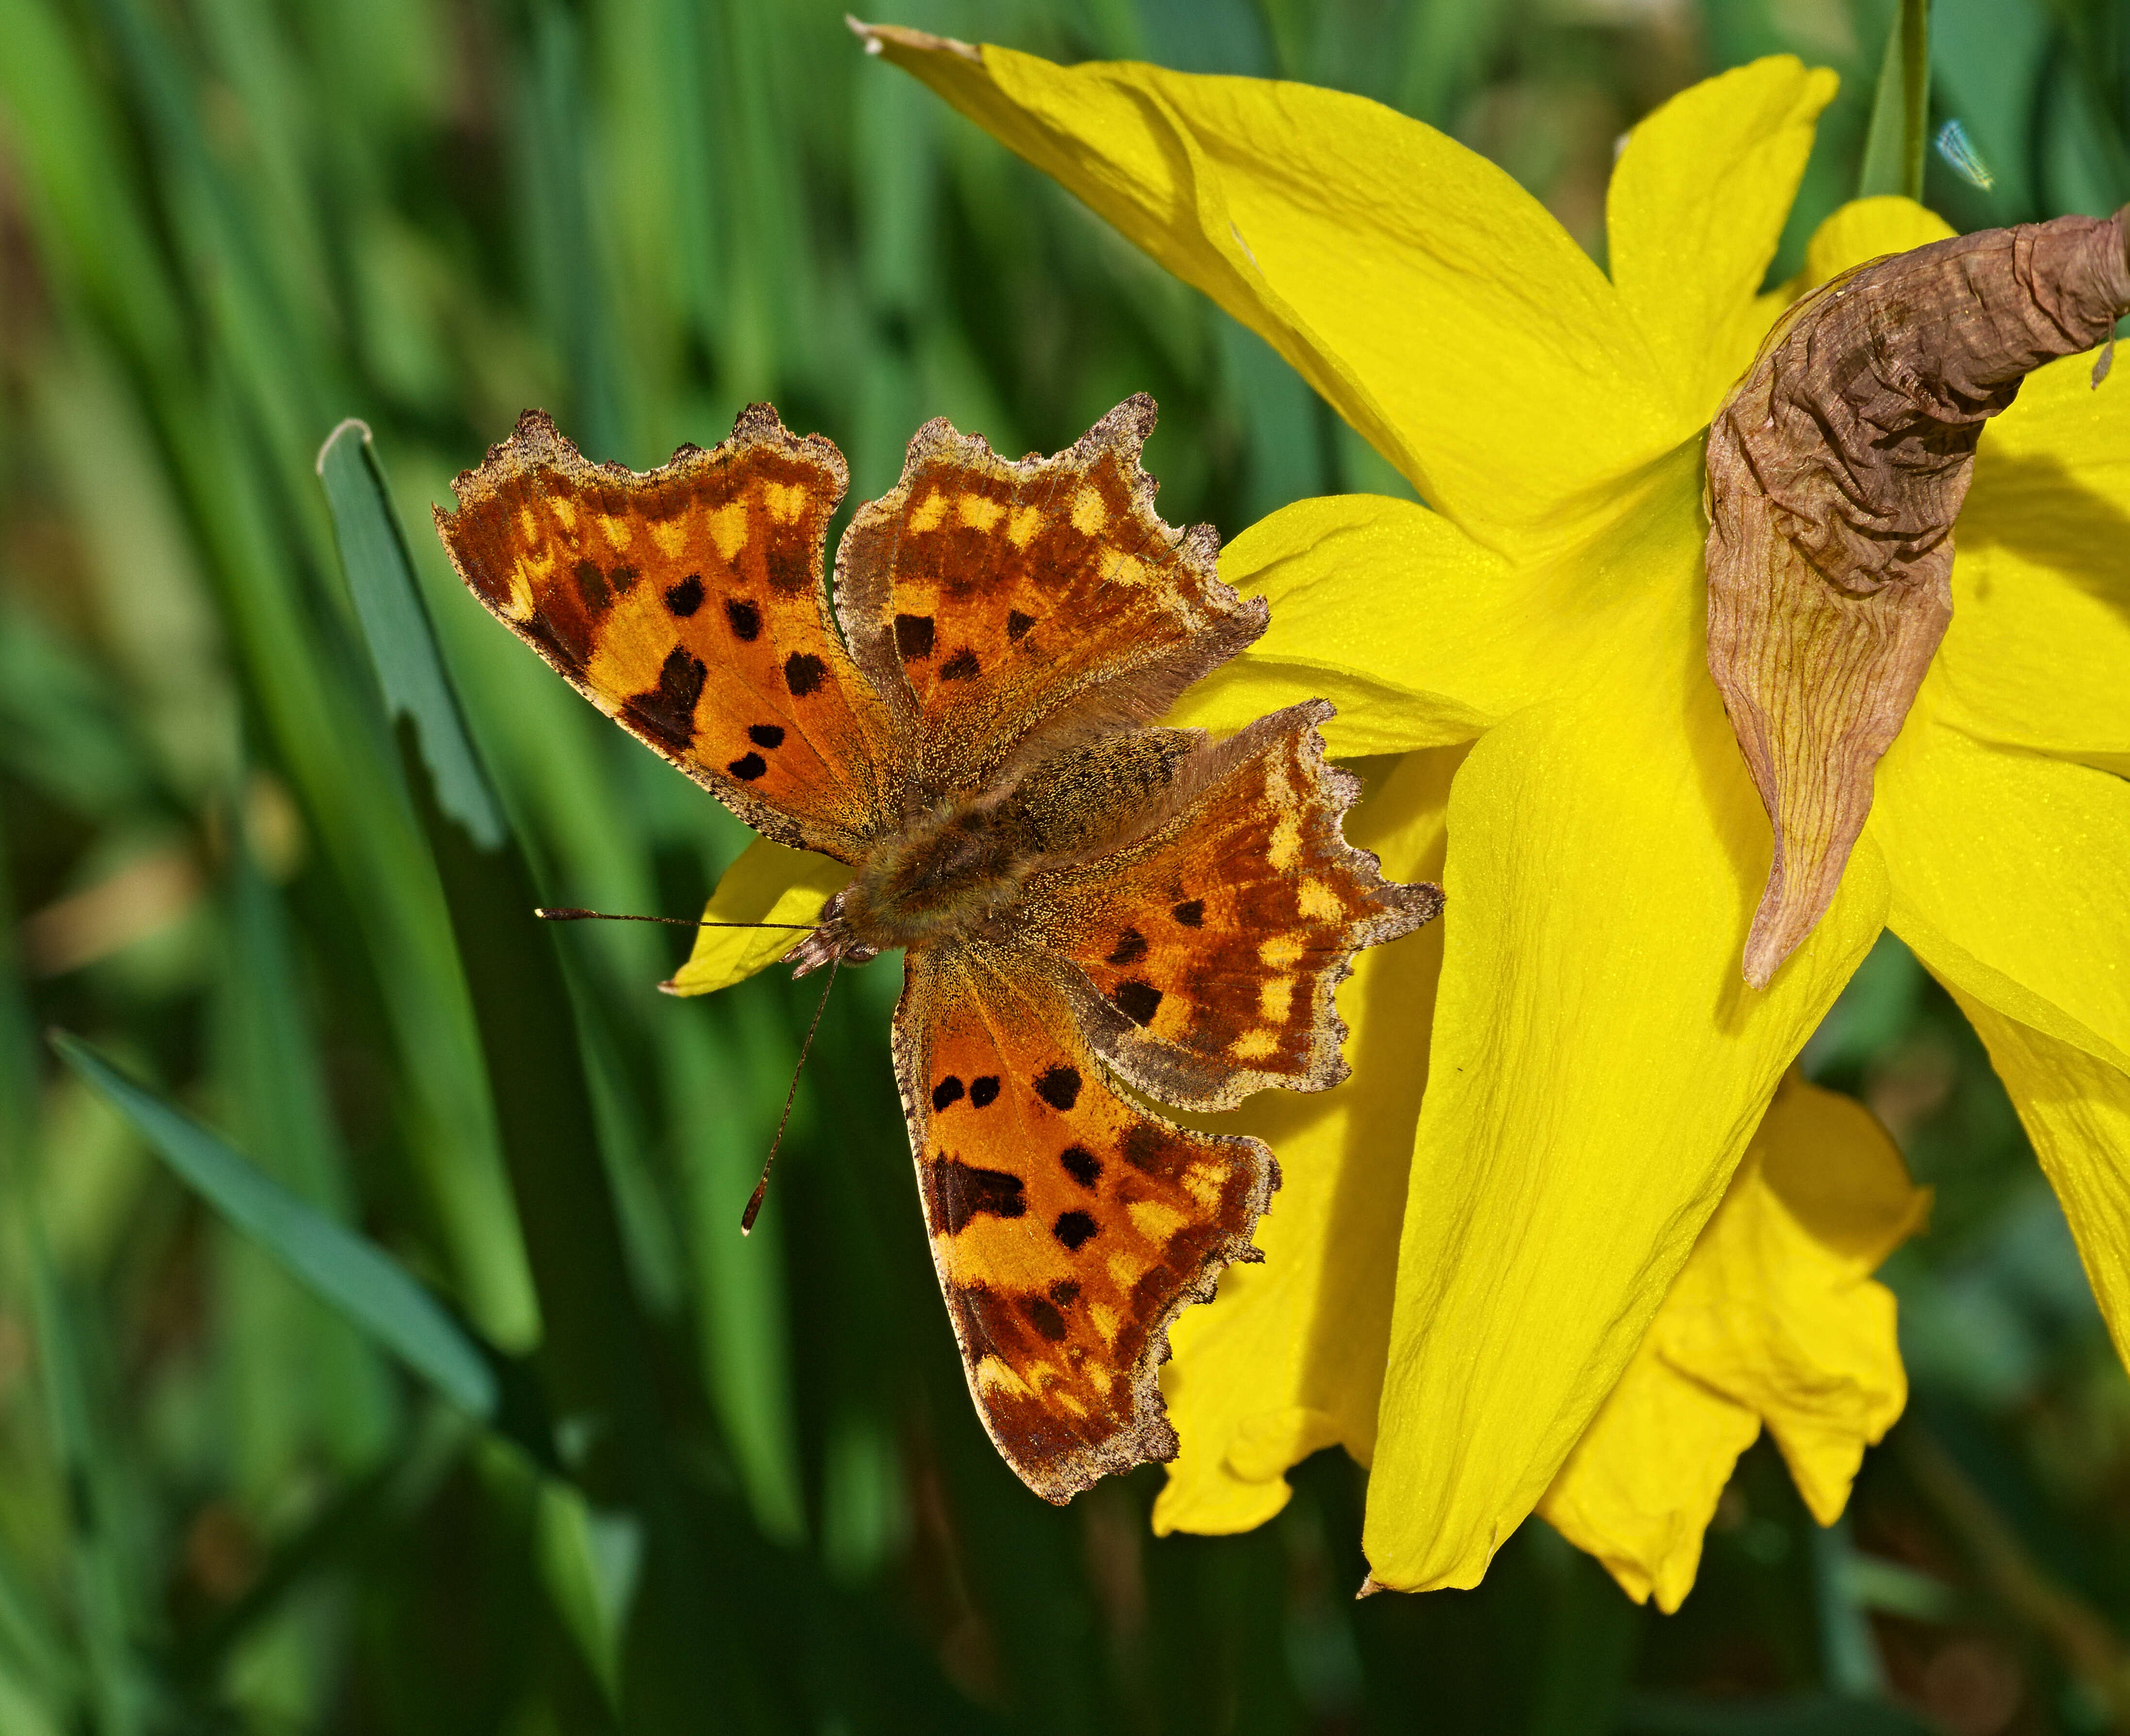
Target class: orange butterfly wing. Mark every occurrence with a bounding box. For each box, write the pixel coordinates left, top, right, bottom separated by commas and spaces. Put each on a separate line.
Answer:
832, 396, 1266, 796
895, 942, 1276, 1502
1022, 703, 1443, 1107
435, 408, 899, 860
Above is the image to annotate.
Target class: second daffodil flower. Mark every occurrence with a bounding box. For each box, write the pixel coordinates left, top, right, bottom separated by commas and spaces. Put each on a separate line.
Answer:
701, 28, 2129, 1602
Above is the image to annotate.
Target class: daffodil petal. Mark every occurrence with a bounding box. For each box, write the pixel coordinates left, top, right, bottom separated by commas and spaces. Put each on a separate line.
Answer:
1606, 57, 1837, 425
1943, 989, 2130, 1370
1649, 1077, 1921, 1521
1800, 196, 1956, 288
661, 839, 849, 997
1538, 1347, 1760, 1614
1154, 747, 1459, 1535
1541, 1076, 1918, 1612
869, 30, 1675, 550
1875, 719, 2130, 1070
1364, 658, 1890, 1591
1170, 495, 1541, 752
1945, 352, 2130, 773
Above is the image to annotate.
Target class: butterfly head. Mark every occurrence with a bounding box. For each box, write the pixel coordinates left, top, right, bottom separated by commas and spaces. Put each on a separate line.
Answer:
780, 888, 882, 979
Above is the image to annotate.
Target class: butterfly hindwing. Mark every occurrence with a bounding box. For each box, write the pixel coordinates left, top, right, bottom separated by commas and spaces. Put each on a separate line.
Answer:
435, 407, 899, 860
895, 942, 1276, 1503
1021, 703, 1443, 1108
834, 396, 1266, 799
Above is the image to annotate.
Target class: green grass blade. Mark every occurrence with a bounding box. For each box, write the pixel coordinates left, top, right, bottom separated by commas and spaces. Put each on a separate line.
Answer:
317, 418, 506, 847
0, 848, 137, 1733
1860, 0, 1931, 200
215, 842, 399, 1485
50, 1032, 499, 1422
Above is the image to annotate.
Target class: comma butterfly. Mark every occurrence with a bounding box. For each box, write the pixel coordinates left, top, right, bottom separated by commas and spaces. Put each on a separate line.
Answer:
434, 397, 1442, 1502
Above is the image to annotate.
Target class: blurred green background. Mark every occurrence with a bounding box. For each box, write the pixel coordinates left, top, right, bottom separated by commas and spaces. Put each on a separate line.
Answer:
0, 0, 2126, 1730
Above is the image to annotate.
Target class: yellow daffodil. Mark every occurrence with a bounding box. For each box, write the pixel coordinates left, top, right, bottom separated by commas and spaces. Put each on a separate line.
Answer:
684, 33, 2126, 1599
838, 31, 2130, 1595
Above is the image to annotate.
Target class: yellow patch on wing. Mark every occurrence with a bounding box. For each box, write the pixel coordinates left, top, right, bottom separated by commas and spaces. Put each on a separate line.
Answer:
1259, 934, 1306, 969
764, 480, 807, 524
709, 501, 749, 559
1071, 485, 1108, 535
505, 553, 548, 621
1128, 1199, 1190, 1242
649, 518, 688, 557
976, 1354, 1034, 1399
1298, 878, 1343, 921
1007, 504, 1042, 546
958, 493, 1007, 531
1231, 1029, 1279, 1061
908, 489, 948, 533
1267, 817, 1302, 871
1258, 977, 1295, 1023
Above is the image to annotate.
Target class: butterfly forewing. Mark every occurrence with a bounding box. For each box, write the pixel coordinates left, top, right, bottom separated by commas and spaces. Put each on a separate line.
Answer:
895, 941, 1276, 1503
834, 396, 1266, 798
435, 408, 899, 860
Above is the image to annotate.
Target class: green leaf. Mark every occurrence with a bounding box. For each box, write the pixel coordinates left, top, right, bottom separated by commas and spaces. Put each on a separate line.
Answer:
50, 1031, 500, 1421
1859, 0, 1930, 201
0, 856, 144, 1734
316, 417, 506, 848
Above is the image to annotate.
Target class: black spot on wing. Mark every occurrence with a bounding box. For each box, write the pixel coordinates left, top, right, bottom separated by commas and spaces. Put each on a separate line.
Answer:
1106, 928, 1148, 966
895, 613, 935, 660
1172, 899, 1204, 928
784, 652, 829, 697
1059, 1145, 1101, 1190
969, 1075, 1000, 1108
1034, 1066, 1081, 1112
748, 724, 785, 748
1048, 1279, 1081, 1307
1053, 1210, 1098, 1251
608, 564, 639, 594
665, 575, 705, 616
1006, 609, 1035, 642
927, 1158, 1027, 1237
725, 597, 762, 641
1112, 979, 1163, 1027
626, 646, 709, 752
932, 1075, 965, 1112
1022, 1295, 1068, 1342
939, 648, 981, 681
728, 752, 768, 781
574, 559, 610, 613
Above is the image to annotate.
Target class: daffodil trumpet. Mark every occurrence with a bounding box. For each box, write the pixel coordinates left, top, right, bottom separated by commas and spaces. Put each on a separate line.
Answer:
1709, 207, 2130, 987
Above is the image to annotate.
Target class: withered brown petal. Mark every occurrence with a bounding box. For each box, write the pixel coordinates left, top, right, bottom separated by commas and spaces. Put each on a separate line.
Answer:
1704, 205, 2130, 987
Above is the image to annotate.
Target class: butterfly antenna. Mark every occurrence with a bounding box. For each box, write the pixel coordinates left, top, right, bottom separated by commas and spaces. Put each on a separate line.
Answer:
536, 907, 815, 931
741, 955, 841, 1236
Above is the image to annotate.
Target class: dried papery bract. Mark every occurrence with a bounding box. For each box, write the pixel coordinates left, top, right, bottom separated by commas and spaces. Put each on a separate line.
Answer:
1706, 206, 2130, 987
